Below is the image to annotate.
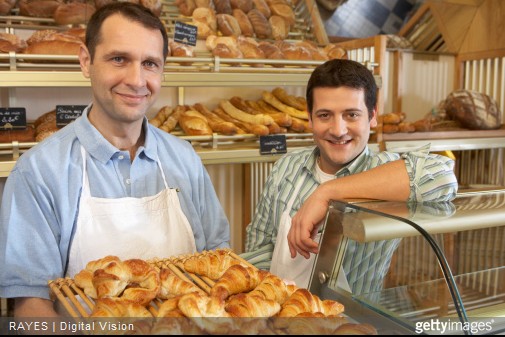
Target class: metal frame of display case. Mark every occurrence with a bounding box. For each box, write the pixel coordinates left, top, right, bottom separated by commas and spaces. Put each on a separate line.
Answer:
309, 191, 505, 334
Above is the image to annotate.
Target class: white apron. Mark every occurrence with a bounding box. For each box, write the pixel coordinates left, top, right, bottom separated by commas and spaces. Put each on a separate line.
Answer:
66, 147, 197, 277
270, 178, 351, 291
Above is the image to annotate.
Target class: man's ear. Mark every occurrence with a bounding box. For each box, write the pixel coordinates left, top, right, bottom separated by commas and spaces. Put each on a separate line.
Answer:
79, 44, 91, 79
370, 107, 378, 128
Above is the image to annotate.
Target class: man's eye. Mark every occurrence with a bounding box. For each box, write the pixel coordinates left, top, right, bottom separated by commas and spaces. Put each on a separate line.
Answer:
112, 56, 124, 63
144, 61, 158, 68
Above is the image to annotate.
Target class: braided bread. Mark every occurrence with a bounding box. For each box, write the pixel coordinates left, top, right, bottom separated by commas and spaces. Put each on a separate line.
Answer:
278, 288, 345, 317
159, 267, 205, 299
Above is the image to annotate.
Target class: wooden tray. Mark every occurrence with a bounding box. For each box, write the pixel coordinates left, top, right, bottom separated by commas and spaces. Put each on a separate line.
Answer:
48, 249, 253, 318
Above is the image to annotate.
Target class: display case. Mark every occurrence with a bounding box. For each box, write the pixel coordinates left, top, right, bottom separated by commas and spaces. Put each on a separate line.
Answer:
309, 189, 505, 335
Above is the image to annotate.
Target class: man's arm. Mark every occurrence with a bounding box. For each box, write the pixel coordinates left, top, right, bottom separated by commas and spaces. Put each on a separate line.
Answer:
287, 159, 412, 259
14, 298, 59, 317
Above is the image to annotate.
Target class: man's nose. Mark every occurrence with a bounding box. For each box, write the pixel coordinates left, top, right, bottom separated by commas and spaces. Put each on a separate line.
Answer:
329, 117, 347, 136
125, 64, 146, 87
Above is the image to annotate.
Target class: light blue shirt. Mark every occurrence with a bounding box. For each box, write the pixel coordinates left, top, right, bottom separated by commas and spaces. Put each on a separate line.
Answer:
0, 106, 230, 300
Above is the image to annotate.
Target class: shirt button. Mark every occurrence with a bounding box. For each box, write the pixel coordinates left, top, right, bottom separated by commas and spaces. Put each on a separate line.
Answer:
125, 178, 131, 185
118, 155, 124, 160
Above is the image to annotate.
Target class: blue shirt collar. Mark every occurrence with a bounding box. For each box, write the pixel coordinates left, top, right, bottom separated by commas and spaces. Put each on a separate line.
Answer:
74, 104, 157, 163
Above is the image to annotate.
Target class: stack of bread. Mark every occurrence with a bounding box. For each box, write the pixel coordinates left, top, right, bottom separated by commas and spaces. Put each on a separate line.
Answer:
380, 112, 415, 134
64, 249, 377, 334
180, 0, 295, 40
149, 87, 312, 136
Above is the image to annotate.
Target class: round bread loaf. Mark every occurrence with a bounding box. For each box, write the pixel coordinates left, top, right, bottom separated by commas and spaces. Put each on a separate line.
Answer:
232, 9, 254, 37
19, 0, 62, 18
53, 2, 96, 25
247, 9, 272, 39
216, 13, 241, 36
0, 33, 27, 53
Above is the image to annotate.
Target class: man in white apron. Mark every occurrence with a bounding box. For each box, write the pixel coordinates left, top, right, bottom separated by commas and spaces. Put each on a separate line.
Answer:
243, 59, 457, 291
0, 3, 230, 317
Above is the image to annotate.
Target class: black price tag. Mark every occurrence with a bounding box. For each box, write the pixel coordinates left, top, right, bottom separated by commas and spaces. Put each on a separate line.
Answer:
259, 135, 287, 155
0, 107, 27, 130
174, 21, 197, 46
56, 105, 86, 127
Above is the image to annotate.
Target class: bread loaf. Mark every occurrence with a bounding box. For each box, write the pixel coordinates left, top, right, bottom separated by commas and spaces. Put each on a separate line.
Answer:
269, 2, 295, 26
216, 13, 242, 36
252, 0, 271, 18
177, 0, 197, 16
247, 9, 272, 39
53, 2, 96, 25
230, 0, 252, 13
179, 110, 213, 136
192, 103, 242, 135
25, 30, 83, 56
192, 7, 218, 34
214, 0, 232, 14
0, 0, 16, 15
220, 99, 274, 126
213, 107, 269, 136
19, 0, 62, 18
232, 9, 254, 37
262, 91, 308, 120
0, 33, 27, 53
269, 15, 289, 40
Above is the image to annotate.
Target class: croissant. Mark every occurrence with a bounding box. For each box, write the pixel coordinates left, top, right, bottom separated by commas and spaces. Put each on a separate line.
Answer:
90, 298, 153, 318
248, 273, 289, 304
177, 291, 229, 318
284, 313, 349, 334
210, 264, 268, 300
182, 249, 242, 279
278, 289, 345, 317
177, 292, 235, 334
225, 293, 281, 317
158, 267, 205, 299
333, 323, 378, 335
156, 296, 185, 318
74, 255, 123, 298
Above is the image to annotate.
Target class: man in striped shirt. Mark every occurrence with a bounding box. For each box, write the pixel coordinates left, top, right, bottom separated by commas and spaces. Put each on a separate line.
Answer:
242, 59, 458, 292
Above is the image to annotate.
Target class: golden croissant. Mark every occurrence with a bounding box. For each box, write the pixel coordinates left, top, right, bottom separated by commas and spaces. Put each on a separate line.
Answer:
158, 267, 205, 299
225, 293, 281, 317
278, 288, 345, 317
210, 264, 268, 300
90, 298, 152, 318
183, 249, 242, 279
248, 273, 289, 304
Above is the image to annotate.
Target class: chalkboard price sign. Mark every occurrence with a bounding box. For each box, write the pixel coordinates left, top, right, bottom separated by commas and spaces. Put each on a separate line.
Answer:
0, 107, 27, 130
56, 105, 86, 127
259, 135, 287, 155
174, 21, 197, 46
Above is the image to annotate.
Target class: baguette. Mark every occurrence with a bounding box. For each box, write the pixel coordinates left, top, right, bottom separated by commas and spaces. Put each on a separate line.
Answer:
219, 100, 273, 126
179, 110, 213, 136
262, 91, 308, 120
149, 106, 173, 127
272, 87, 307, 111
252, 100, 293, 127
213, 107, 269, 136
160, 105, 185, 133
192, 103, 243, 135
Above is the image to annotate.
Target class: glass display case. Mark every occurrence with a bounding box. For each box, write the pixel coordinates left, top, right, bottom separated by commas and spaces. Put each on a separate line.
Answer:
309, 189, 505, 335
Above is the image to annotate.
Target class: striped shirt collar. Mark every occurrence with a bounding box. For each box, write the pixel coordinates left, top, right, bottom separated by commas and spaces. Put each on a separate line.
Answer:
303, 145, 372, 178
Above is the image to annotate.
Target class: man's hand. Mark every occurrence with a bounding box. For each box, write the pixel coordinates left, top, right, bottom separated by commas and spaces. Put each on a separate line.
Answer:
287, 184, 330, 259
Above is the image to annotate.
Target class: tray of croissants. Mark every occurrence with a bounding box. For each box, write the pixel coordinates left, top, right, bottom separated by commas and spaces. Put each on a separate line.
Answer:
48, 248, 378, 335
